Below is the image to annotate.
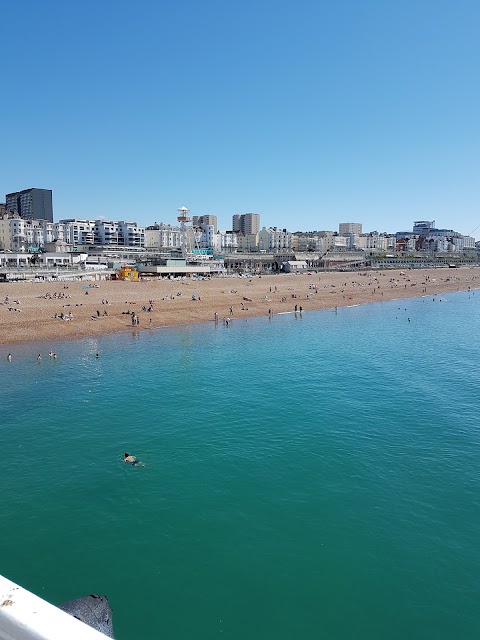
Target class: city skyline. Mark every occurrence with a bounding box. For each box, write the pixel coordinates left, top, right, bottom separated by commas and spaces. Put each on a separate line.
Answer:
2, 189, 474, 240
1, 0, 478, 236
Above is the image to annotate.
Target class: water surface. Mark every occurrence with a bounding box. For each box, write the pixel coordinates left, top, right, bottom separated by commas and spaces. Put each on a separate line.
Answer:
1, 293, 479, 639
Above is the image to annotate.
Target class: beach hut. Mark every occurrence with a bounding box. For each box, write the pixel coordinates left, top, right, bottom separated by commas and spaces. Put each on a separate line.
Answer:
118, 266, 139, 281
281, 260, 309, 273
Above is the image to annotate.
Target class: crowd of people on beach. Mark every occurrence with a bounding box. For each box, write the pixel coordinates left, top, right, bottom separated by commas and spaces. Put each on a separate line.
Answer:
40, 291, 71, 300
2, 271, 480, 356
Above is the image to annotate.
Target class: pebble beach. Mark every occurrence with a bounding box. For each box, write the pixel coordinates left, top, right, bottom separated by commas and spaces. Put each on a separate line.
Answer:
1, 267, 479, 346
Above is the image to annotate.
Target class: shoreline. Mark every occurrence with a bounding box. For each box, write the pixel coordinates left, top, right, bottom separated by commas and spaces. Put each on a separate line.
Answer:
1, 267, 479, 348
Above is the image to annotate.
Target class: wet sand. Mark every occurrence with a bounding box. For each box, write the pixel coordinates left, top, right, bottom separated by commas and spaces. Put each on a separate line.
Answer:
1, 267, 479, 346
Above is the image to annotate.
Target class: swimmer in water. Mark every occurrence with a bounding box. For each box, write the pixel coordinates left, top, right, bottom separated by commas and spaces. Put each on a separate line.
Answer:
124, 452, 145, 467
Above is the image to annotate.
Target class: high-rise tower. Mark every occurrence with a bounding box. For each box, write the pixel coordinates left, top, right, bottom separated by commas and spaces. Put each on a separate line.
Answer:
5, 188, 53, 222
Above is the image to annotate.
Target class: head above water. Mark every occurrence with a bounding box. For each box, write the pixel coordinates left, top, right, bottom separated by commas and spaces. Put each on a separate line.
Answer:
124, 453, 129, 458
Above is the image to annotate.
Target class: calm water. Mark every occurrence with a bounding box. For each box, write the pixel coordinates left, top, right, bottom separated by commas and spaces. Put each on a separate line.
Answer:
1, 292, 479, 639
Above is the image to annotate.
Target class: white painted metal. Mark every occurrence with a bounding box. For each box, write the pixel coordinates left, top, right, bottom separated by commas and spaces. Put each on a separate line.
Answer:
0, 575, 109, 640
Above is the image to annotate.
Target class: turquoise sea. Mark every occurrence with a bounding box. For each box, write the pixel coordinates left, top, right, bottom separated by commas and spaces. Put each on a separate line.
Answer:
1, 291, 479, 639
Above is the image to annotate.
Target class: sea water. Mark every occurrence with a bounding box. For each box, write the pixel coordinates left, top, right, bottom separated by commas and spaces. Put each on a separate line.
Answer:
1, 292, 479, 639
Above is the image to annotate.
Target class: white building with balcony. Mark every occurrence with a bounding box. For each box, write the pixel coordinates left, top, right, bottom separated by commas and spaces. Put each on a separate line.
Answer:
145, 223, 182, 250
356, 233, 395, 254
258, 227, 294, 252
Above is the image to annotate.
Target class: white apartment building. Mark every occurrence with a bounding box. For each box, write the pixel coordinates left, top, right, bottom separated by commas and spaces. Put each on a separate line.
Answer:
61, 219, 96, 245
117, 221, 145, 247
0, 216, 69, 251
198, 224, 216, 250
418, 231, 475, 253
195, 224, 239, 253
60, 219, 145, 247
258, 227, 294, 252
218, 231, 238, 252
0, 215, 146, 250
145, 224, 182, 250
456, 235, 475, 250
356, 233, 396, 254
0, 216, 23, 250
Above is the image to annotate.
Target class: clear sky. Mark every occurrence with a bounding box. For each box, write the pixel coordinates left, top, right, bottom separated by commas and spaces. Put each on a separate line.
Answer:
2, 0, 479, 237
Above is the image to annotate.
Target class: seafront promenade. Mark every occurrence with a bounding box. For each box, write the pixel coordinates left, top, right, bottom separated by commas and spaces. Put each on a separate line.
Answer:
1, 267, 479, 346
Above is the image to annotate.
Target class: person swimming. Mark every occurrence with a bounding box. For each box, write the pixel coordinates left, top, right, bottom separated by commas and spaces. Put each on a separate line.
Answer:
124, 452, 145, 467
124, 452, 137, 465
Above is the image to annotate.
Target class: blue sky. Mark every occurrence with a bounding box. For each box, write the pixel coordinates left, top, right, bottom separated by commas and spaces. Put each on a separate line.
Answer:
1, 0, 479, 236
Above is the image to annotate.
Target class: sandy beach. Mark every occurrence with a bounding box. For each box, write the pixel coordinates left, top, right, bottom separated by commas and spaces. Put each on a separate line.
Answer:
1, 267, 479, 347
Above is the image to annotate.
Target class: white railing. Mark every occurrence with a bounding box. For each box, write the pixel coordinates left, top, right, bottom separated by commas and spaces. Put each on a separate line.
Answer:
0, 575, 109, 640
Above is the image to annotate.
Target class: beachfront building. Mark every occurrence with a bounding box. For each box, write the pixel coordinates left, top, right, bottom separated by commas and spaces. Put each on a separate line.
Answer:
0, 214, 25, 251
337, 223, 362, 249
197, 223, 217, 250
5, 188, 53, 222
293, 234, 318, 252
60, 219, 96, 245
145, 223, 182, 251
292, 231, 354, 254
146, 215, 236, 254
395, 235, 418, 253
92, 220, 145, 247
233, 213, 260, 235
258, 227, 294, 253
58, 219, 145, 248
394, 222, 476, 255
413, 221, 435, 236
218, 230, 238, 252
455, 235, 476, 251
422, 231, 475, 253
192, 215, 218, 234
339, 222, 362, 235
0, 248, 87, 269
281, 260, 309, 272
0, 215, 70, 252
356, 233, 396, 255
236, 232, 259, 252
408, 222, 476, 253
